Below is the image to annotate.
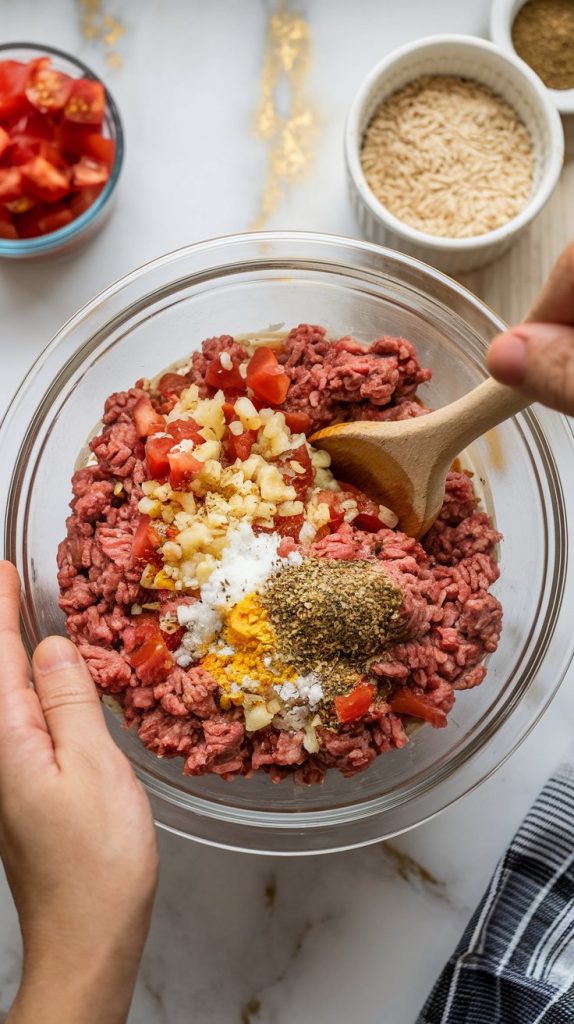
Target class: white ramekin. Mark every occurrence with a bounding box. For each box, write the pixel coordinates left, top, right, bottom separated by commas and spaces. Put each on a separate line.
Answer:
345, 34, 565, 275
491, 0, 574, 116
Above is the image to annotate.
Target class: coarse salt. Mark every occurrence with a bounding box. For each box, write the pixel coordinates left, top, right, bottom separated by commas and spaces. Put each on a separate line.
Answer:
275, 672, 323, 707
199, 520, 301, 610
176, 602, 223, 657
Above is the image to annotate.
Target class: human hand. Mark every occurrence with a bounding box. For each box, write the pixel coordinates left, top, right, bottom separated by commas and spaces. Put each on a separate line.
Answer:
0, 562, 158, 1024
487, 242, 574, 415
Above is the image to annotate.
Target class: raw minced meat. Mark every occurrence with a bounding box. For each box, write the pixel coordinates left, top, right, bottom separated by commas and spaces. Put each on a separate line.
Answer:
57, 324, 502, 785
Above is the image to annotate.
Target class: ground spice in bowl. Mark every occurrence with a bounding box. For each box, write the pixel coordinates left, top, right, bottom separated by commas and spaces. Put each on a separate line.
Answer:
360, 74, 534, 239
512, 0, 574, 91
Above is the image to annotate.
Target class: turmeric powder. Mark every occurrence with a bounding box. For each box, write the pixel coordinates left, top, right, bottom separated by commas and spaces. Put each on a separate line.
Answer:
202, 593, 297, 709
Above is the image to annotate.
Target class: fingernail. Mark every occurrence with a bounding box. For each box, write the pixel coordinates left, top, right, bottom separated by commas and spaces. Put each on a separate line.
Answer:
34, 636, 80, 673
487, 330, 528, 386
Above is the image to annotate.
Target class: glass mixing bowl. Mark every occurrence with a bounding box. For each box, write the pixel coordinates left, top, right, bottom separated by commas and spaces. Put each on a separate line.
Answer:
1, 232, 573, 854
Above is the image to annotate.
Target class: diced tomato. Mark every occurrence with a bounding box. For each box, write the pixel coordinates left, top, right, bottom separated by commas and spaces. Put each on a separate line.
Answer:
334, 479, 363, 497
333, 480, 387, 529
277, 443, 314, 499
225, 428, 257, 462
166, 418, 204, 444
284, 410, 312, 434
145, 435, 173, 479
0, 61, 32, 119
222, 401, 238, 424
351, 512, 387, 533
6, 197, 36, 213
388, 688, 448, 728
316, 488, 339, 508
25, 65, 73, 112
82, 132, 115, 167
55, 121, 92, 160
0, 58, 112, 241
13, 206, 42, 239
312, 524, 329, 542
21, 155, 69, 203
69, 184, 103, 217
0, 167, 22, 201
335, 683, 376, 724
71, 155, 109, 188
64, 78, 105, 125
129, 615, 160, 647
335, 479, 382, 516
246, 346, 290, 405
273, 513, 305, 539
328, 510, 345, 532
157, 372, 191, 398
133, 396, 166, 437
291, 444, 314, 491
4, 139, 37, 166
39, 141, 68, 170
251, 521, 274, 536
167, 449, 204, 489
162, 626, 185, 652
8, 110, 55, 142
313, 489, 345, 531
36, 206, 73, 234
0, 210, 17, 239
205, 355, 245, 393
128, 636, 173, 685
132, 515, 161, 562
0, 165, 23, 201
4, 114, 54, 166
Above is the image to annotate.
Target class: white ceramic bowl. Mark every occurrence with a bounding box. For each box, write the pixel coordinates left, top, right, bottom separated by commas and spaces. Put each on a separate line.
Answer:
345, 34, 564, 275
491, 0, 574, 115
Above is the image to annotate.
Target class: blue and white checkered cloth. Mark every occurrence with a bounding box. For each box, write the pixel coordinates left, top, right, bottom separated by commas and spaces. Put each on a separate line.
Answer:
417, 758, 574, 1023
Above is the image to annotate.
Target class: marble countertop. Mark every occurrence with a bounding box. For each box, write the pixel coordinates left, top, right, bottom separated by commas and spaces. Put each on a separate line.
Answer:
1, 2, 574, 1021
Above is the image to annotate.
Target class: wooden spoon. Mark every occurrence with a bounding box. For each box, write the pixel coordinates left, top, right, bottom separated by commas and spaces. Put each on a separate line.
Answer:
310, 377, 530, 539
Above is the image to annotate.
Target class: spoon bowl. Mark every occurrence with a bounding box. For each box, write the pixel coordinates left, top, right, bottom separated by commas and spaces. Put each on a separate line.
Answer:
311, 377, 530, 537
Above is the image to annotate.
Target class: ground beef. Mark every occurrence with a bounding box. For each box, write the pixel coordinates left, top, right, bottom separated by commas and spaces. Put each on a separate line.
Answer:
58, 326, 503, 785
279, 324, 432, 431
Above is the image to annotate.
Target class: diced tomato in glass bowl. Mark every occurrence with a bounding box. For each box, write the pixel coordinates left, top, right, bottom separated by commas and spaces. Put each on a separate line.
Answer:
0, 43, 123, 259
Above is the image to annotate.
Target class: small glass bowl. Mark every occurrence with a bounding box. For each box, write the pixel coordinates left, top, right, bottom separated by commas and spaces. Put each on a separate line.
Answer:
0, 42, 124, 259
1, 232, 573, 854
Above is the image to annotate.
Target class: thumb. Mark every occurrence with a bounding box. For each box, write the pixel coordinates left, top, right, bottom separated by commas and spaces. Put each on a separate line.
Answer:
486, 323, 574, 416
32, 636, 110, 756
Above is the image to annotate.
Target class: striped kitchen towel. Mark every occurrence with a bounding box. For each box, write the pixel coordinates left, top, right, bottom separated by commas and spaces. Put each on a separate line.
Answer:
417, 758, 574, 1023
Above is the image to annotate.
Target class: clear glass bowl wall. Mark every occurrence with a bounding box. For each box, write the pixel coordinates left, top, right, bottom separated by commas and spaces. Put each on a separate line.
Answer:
2, 233, 573, 854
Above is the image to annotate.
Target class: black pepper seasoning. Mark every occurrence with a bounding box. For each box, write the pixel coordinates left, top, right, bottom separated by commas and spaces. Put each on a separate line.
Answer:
261, 559, 407, 717
512, 0, 574, 91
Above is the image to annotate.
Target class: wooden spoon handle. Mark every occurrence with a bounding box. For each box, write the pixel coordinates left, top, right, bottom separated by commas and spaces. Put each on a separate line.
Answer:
425, 377, 531, 464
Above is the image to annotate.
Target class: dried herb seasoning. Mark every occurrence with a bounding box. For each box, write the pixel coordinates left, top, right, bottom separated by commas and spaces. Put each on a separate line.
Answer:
261, 558, 406, 674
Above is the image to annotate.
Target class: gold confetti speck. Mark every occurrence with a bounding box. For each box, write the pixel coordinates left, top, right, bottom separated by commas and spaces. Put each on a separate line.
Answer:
251, 5, 316, 228
105, 51, 123, 71
76, 0, 125, 69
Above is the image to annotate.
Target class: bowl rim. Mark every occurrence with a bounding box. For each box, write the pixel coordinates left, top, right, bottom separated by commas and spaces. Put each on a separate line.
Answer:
344, 32, 565, 253
2, 230, 573, 853
490, 0, 574, 115
0, 40, 124, 255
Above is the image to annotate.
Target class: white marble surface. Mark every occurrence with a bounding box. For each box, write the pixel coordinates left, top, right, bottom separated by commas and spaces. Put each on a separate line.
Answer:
1, 2, 574, 1022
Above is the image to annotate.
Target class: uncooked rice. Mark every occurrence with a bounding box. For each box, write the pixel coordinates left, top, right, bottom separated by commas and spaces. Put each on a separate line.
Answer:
360, 75, 534, 239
